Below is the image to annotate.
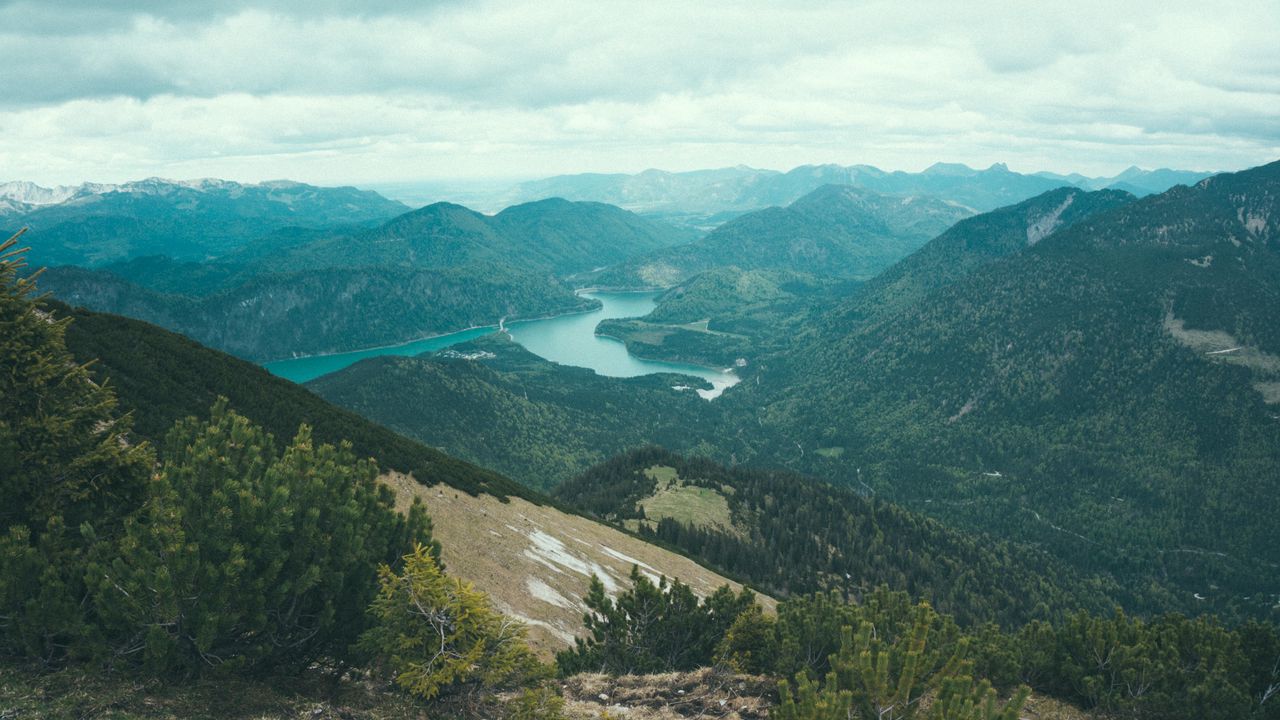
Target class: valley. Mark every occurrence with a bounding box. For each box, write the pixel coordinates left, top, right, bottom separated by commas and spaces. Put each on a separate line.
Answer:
6, 162, 1278, 720
6, 4, 1279, 718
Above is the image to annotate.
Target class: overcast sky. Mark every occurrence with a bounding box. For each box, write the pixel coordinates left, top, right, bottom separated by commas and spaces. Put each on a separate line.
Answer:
1, 0, 1277, 186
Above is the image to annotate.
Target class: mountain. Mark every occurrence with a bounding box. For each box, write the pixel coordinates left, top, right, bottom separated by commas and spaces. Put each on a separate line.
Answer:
43, 262, 588, 361
595, 267, 840, 367
504, 162, 1092, 229
829, 186, 1135, 324
723, 161, 1280, 618
36, 197, 691, 361
4, 178, 410, 267
257, 197, 696, 277
506, 163, 1212, 229
592, 185, 973, 287
1036, 166, 1215, 196
490, 197, 698, 274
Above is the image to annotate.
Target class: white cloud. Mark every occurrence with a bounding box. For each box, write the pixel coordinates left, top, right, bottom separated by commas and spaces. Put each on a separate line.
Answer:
0, 0, 1276, 185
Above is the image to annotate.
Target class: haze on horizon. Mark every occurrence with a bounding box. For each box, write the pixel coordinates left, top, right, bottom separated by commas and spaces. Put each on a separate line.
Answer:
1, 0, 1277, 187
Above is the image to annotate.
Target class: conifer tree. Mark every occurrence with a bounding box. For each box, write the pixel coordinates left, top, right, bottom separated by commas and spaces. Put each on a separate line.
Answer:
0, 231, 152, 534
358, 543, 540, 700
556, 567, 755, 675
89, 401, 432, 674
0, 232, 152, 662
775, 602, 1029, 720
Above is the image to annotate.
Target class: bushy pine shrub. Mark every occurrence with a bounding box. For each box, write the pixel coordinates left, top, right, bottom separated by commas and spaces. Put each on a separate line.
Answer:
358, 543, 542, 700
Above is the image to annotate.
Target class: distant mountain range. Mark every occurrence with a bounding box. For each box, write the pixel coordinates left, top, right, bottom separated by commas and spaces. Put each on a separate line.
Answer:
499, 162, 1213, 227
1, 177, 410, 267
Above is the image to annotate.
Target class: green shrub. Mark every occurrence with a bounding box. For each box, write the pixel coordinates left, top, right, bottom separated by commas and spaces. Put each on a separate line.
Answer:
359, 543, 542, 700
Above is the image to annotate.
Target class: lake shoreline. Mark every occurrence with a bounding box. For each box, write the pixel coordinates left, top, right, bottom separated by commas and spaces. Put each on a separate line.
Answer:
267, 291, 741, 399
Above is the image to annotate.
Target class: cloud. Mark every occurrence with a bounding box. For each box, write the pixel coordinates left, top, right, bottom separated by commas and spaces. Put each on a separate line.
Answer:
0, 0, 1276, 184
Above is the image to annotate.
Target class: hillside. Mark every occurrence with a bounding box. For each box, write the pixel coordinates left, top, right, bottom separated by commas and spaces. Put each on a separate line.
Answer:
56, 301, 535, 501
309, 333, 721, 490
725, 160, 1280, 619
593, 185, 973, 287
381, 472, 769, 656
3, 178, 408, 267
595, 267, 840, 367
555, 448, 1121, 627
45, 262, 588, 361
829, 186, 1135, 324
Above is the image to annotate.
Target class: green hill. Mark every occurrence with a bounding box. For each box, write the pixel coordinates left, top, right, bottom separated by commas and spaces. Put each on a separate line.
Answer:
593, 184, 972, 287
308, 334, 721, 490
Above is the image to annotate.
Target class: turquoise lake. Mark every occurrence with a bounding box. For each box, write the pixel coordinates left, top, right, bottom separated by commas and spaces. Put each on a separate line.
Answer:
264, 291, 740, 399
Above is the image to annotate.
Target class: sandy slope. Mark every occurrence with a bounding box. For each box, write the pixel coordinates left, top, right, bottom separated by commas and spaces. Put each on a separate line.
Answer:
381, 472, 773, 657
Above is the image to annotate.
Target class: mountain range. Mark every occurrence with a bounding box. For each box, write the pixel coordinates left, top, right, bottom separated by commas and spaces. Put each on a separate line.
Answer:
499, 162, 1212, 228
1, 178, 410, 267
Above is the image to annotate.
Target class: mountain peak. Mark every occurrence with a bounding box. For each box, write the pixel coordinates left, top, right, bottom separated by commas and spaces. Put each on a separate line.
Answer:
923, 162, 977, 176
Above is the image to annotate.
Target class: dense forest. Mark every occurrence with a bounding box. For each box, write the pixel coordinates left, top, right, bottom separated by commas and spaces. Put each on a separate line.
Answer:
557, 447, 1136, 627
724, 160, 1280, 621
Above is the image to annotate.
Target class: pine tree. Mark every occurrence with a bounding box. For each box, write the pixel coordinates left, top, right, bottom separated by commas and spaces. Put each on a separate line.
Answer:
775, 601, 1029, 720
87, 401, 432, 674
0, 232, 152, 662
358, 543, 540, 700
556, 567, 755, 675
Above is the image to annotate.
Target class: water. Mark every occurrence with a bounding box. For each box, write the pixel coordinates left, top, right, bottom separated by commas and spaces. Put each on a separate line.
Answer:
264, 325, 498, 383
264, 291, 740, 399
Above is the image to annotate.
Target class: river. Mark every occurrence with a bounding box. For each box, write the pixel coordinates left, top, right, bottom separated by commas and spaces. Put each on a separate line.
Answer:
264, 291, 740, 399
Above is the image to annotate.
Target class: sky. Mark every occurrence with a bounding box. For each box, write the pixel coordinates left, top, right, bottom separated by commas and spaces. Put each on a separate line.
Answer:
1, 0, 1277, 186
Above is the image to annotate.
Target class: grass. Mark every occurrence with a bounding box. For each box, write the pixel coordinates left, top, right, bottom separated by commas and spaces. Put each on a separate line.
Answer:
637, 466, 736, 535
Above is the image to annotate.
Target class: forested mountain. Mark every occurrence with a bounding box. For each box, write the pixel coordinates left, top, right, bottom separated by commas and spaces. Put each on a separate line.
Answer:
248, 197, 694, 277
42, 262, 588, 361
34, 196, 691, 360
595, 267, 840, 367
2, 178, 409, 267
592, 185, 972, 287
555, 448, 1121, 627
723, 160, 1280, 619
830, 186, 1135, 323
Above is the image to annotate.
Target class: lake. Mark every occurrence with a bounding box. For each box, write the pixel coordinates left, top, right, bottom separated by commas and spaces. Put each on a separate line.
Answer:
264, 291, 740, 399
